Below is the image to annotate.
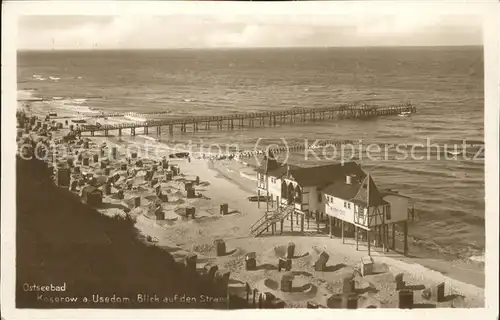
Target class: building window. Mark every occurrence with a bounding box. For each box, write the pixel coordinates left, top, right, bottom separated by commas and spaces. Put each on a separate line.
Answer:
357, 206, 365, 218
386, 205, 391, 220
344, 202, 347, 208
347, 203, 351, 209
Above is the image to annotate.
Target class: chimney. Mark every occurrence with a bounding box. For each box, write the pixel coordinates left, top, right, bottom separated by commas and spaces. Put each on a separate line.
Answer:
346, 175, 352, 185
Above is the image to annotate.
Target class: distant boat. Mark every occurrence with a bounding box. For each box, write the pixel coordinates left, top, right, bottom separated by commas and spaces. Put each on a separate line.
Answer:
398, 111, 411, 117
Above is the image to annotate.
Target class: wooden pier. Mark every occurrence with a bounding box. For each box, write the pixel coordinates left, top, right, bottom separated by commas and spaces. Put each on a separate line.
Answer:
77, 103, 416, 137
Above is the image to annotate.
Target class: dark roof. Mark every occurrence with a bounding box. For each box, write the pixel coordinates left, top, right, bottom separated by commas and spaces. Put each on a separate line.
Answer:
322, 173, 388, 207
266, 166, 288, 177
380, 189, 411, 199
256, 150, 280, 174
352, 175, 388, 206
321, 178, 363, 201
287, 162, 365, 187
256, 150, 301, 178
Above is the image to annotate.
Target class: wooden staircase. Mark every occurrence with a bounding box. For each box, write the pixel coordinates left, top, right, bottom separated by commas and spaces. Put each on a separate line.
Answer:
250, 205, 294, 237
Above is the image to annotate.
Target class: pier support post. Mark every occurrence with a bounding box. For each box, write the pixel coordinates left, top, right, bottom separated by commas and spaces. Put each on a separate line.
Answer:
290, 212, 294, 232
301, 214, 304, 233
280, 219, 284, 234
118, 128, 122, 136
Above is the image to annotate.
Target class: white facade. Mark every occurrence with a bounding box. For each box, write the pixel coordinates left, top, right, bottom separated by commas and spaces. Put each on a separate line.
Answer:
325, 195, 356, 223
324, 194, 401, 230
257, 173, 282, 200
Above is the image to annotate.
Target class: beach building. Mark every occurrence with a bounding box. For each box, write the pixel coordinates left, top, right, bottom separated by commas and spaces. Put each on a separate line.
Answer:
81, 186, 103, 207
256, 152, 411, 255
55, 167, 71, 187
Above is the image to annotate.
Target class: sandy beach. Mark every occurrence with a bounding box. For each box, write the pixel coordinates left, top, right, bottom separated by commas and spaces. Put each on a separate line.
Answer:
15, 90, 485, 308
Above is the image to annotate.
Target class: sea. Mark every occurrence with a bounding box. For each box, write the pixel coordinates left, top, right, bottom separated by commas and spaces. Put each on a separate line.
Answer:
17, 47, 485, 264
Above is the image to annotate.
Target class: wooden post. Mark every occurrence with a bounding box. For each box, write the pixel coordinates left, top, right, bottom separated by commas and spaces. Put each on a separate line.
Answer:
266, 191, 269, 211
367, 229, 371, 256
280, 219, 284, 234
377, 226, 381, 247
355, 226, 359, 251
391, 223, 396, 250
316, 211, 319, 233
386, 225, 390, 252
403, 221, 408, 256
301, 214, 304, 233
266, 212, 269, 232
329, 216, 332, 238
290, 212, 293, 232
341, 220, 345, 244
257, 189, 260, 209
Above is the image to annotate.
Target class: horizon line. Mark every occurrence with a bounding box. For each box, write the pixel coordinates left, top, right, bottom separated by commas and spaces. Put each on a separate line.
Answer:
17, 44, 483, 52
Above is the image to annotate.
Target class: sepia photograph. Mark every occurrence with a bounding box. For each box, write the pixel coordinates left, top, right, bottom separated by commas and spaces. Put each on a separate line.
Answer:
1, 0, 499, 318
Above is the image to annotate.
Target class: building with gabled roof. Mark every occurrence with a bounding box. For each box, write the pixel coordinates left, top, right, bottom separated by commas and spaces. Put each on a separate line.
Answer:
255, 154, 411, 256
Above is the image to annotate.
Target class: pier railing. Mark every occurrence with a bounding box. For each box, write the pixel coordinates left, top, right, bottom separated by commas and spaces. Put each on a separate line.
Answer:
76, 102, 416, 136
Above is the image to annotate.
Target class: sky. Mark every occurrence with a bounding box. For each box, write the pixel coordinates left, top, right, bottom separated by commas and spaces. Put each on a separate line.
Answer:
17, 13, 483, 50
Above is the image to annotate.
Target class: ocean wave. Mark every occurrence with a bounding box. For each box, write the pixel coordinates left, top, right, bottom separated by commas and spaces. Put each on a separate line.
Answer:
373, 164, 458, 179
468, 254, 485, 263
71, 98, 87, 104
125, 115, 147, 122
58, 104, 101, 114
142, 136, 158, 142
